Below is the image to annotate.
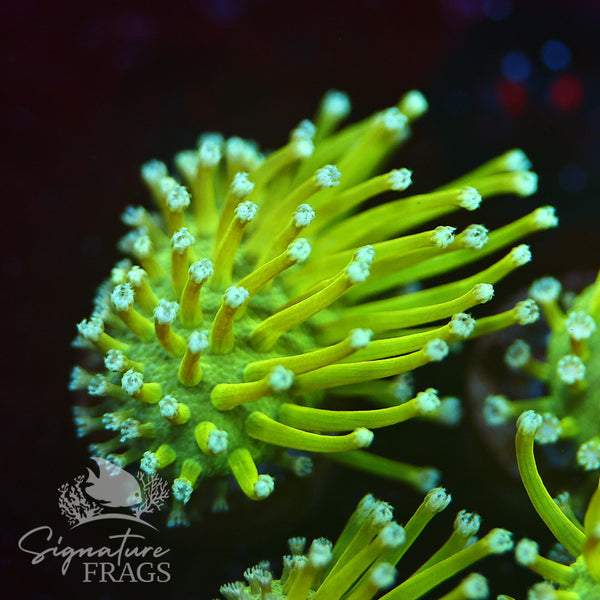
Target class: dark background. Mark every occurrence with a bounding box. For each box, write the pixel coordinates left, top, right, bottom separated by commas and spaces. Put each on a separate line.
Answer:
2, 0, 599, 598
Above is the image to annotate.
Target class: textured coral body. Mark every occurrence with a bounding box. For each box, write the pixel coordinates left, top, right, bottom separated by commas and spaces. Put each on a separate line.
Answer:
71, 90, 553, 524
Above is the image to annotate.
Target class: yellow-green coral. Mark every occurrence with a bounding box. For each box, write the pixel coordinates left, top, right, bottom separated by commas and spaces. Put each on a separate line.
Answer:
70, 89, 554, 525
513, 410, 600, 600
483, 272, 600, 473
217, 488, 513, 600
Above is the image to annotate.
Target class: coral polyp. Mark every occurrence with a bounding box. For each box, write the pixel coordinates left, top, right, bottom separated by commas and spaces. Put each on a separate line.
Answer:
217, 489, 513, 600
514, 410, 600, 600
483, 272, 600, 475
71, 89, 554, 525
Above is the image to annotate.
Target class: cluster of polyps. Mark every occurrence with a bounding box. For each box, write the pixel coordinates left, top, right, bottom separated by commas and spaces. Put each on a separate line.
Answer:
70, 89, 553, 525
218, 489, 513, 600
483, 272, 600, 474
513, 411, 600, 600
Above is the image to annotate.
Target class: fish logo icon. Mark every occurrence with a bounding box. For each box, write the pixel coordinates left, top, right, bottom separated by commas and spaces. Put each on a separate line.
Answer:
58, 458, 169, 528
85, 457, 143, 508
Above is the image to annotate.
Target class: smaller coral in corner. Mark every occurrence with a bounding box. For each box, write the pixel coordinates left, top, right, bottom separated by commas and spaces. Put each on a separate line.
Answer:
217, 488, 514, 600
483, 272, 600, 477
513, 410, 600, 600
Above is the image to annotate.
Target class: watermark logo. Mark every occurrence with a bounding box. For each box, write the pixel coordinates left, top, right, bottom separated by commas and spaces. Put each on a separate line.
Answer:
58, 457, 169, 529
18, 458, 172, 582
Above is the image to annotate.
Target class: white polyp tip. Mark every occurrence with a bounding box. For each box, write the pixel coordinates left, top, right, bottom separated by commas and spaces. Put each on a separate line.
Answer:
416, 468, 441, 493
354, 245, 375, 266
462, 573, 488, 599
515, 300, 540, 325
119, 418, 141, 442
172, 478, 193, 504
133, 235, 153, 259
293, 456, 313, 477
254, 474, 275, 499
269, 365, 294, 391
223, 286, 249, 309
287, 238, 312, 263
388, 168, 412, 191
198, 131, 224, 147
293, 203, 315, 227
105, 350, 126, 372
458, 187, 482, 210
88, 375, 108, 396
461, 224, 489, 249
505, 339, 532, 369
557, 354, 586, 384
171, 227, 195, 253
174, 150, 199, 178
121, 205, 145, 227
515, 538, 539, 566
437, 397, 463, 426
505, 149, 532, 171
473, 283, 494, 303
529, 277, 561, 303
101, 412, 121, 431
349, 328, 373, 349
159, 395, 179, 418
141, 159, 167, 184
346, 260, 371, 283
292, 119, 316, 141
486, 529, 514, 553
370, 501, 394, 526
127, 265, 148, 287
207, 429, 228, 454
449, 313, 476, 338
309, 539, 333, 568
416, 388, 441, 414
514, 171, 538, 196
377, 107, 408, 133
535, 413, 562, 444
455, 510, 482, 537
400, 90, 428, 118
166, 185, 191, 211
291, 138, 314, 159
425, 339, 449, 361
483, 395, 512, 426
230, 171, 254, 198
315, 164, 341, 188
111, 283, 135, 311
188, 330, 209, 354
426, 488, 452, 512
321, 89, 351, 118
431, 226, 456, 248
358, 494, 378, 515
140, 451, 159, 475
517, 410, 543, 437
288, 536, 307, 554
220, 582, 245, 600
379, 522, 406, 549
391, 373, 414, 403
110, 266, 129, 286
69, 366, 90, 390
77, 317, 104, 341
510, 244, 532, 266
198, 139, 222, 168
121, 369, 144, 395
528, 582, 559, 600
189, 258, 214, 283
577, 439, 600, 471
534, 206, 559, 229
118, 229, 145, 254
159, 176, 178, 197
566, 311, 596, 341
154, 298, 179, 324
235, 200, 258, 222
354, 427, 374, 448
370, 562, 396, 590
